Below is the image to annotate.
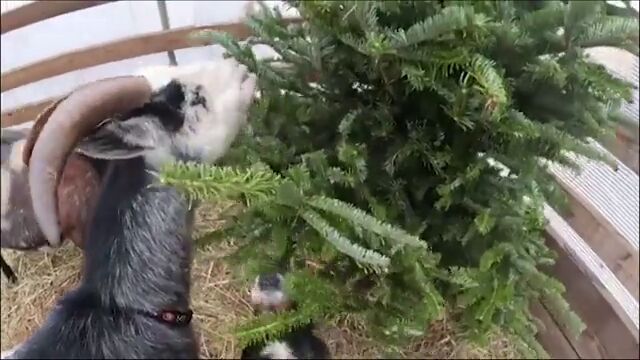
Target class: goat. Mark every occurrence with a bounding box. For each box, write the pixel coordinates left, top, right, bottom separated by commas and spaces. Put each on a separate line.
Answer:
241, 273, 331, 359
3, 58, 257, 359
1, 121, 106, 283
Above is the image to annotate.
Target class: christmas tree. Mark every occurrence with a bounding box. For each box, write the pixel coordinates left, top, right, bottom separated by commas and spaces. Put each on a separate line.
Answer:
162, 1, 638, 356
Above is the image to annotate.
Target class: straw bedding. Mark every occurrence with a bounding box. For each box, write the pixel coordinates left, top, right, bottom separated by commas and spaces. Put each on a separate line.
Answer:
1, 203, 518, 359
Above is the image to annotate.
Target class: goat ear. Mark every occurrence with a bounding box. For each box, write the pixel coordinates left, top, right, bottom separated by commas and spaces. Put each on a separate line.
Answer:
74, 117, 157, 160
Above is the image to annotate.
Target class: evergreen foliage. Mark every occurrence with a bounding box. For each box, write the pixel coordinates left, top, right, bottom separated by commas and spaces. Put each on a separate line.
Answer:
168, 0, 638, 355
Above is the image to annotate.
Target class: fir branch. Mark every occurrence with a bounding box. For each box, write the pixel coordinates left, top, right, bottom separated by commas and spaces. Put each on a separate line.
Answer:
468, 54, 508, 112
605, 1, 640, 19
575, 16, 640, 50
474, 209, 497, 236
157, 162, 283, 205
352, 1, 381, 32
206, 0, 630, 352
401, 64, 429, 91
475, 276, 499, 324
284, 270, 342, 311
307, 196, 428, 251
235, 271, 342, 347
195, 30, 257, 67
522, 57, 567, 88
564, 1, 604, 41
301, 209, 391, 271
338, 33, 370, 55
448, 266, 480, 289
508, 312, 550, 359
542, 292, 586, 340
338, 110, 361, 138
235, 309, 314, 348
418, 278, 446, 321
521, 1, 566, 32
390, 5, 482, 48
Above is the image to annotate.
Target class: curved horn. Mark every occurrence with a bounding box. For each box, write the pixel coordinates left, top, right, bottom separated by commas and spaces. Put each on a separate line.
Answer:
22, 97, 67, 166
25, 76, 153, 246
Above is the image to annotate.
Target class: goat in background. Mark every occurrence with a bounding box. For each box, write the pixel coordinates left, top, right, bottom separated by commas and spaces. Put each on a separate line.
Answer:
241, 273, 331, 359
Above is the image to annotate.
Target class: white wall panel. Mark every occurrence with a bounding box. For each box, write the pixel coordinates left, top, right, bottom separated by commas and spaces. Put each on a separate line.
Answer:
1, 1, 168, 109
166, 0, 250, 65
0, 0, 293, 111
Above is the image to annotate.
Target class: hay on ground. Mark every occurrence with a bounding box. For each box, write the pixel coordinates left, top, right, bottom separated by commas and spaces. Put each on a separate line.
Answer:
1, 204, 519, 358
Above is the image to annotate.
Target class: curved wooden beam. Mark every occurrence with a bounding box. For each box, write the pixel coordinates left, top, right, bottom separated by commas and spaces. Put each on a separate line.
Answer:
1, 1, 113, 34
0, 22, 253, 92
1, 97, 56, 128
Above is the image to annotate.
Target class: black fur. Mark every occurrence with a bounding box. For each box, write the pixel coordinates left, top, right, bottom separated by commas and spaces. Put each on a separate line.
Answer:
8, 156, 198, 359
7, 90, 199, 359
125, 80, 186, 132
258, 273, 283, 291
240, 323, 330, 360
189, 85, 208, 110
0, 255, 17, 283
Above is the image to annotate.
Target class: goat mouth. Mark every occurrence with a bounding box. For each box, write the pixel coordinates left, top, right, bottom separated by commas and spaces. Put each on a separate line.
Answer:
252, 302, 293, 316
250, 289, 294, 314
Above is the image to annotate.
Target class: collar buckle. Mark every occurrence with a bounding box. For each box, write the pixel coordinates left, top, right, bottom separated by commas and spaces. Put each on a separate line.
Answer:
155, 309, 193, 327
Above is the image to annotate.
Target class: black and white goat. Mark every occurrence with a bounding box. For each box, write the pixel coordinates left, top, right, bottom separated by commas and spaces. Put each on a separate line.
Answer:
2, 58, 256, 359
241, 273, 331, 359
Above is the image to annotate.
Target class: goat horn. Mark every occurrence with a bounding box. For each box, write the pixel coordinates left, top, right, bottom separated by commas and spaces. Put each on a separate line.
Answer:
24, 76, 153, 246
22, 97, 67, 166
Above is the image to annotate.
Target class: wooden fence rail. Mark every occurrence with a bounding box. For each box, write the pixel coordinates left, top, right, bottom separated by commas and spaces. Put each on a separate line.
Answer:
0, 22, 252, 93
1, 0, 112, 34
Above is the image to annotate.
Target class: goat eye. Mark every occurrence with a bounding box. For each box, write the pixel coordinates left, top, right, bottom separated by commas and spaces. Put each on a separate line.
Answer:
189, 86, 207, 110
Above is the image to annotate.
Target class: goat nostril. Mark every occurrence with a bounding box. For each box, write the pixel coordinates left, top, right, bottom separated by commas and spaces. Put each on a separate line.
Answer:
190, 92, 207, 110
188, 85, 207, 109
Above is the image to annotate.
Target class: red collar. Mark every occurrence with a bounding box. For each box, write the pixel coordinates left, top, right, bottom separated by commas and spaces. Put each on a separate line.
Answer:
56, 290, 194, 327
139, 309, 194, 327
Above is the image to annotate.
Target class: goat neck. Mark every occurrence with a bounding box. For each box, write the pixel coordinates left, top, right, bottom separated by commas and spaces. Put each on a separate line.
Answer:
81, 155, 195, 312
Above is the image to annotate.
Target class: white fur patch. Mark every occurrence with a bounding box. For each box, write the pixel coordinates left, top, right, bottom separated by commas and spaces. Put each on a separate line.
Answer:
135, 65, 180, 92
251, 288, 287, 308
260, 341, 296, 359
173, 59, 256, 163
137, 59, 257, 168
